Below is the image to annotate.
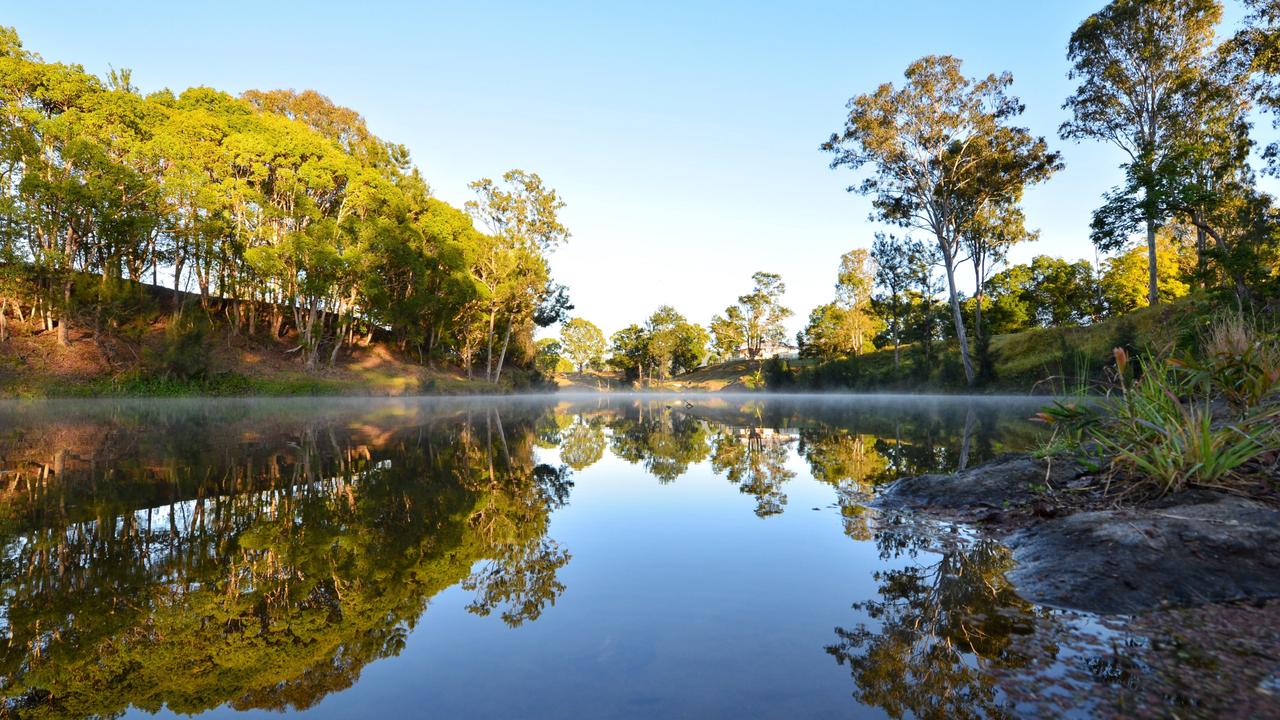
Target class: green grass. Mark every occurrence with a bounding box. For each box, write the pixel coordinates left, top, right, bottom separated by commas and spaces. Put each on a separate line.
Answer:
786, 298, 1210, 393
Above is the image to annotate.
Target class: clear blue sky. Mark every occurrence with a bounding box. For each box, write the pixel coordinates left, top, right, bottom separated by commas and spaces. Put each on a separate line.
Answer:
6, 1, 1262, 338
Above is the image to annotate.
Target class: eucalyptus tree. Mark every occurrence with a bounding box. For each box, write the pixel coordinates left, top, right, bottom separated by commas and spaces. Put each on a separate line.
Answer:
0, 25, 575, 381
466, 170, 569, 383
869, 233, 920, 367
560, 317, 605, 372
800, 249, 880, 360
1062, 0, 1223, 306
960, 203, 1035, 338
709, 306, 746, 361
715, 271, 791, 360
824, 55, 1060, 385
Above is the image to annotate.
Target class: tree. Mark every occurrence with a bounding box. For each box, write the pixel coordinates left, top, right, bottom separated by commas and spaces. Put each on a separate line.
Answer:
559, 317, 605, 372
869, 234, 923, 367
800, 249, 881, 360
534, 337, 566, 375
716, 271, 792, 360
825, 55, 1061, 385
960, 203, 1035, 338
1024, 256, 1102, 327
466, 170, 570, 383
608, 324, 649, 383
1062, 0, 1223, 307
1100, 236, 1193, 313
709, 306, 746, 361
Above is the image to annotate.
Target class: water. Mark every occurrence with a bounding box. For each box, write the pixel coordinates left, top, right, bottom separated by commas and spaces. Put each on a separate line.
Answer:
0, 394, 1159, 718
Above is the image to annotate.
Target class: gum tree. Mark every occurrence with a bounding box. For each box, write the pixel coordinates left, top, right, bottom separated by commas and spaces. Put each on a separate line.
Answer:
1061, 0, 1222, 306
824, 55, 1060, 385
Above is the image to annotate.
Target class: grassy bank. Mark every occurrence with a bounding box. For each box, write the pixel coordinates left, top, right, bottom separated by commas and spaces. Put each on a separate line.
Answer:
765, 298, 1212, 393
641, 298, 1214, 394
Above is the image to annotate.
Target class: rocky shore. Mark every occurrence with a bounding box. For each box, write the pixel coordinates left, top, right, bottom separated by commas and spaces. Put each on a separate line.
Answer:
876, 453, 1280, 614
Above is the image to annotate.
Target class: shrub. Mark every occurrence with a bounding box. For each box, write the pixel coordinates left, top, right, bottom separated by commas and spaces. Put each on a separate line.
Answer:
1171, 313, 1280, 414
149, 312, 212, 380
1037, 347, 1279, 495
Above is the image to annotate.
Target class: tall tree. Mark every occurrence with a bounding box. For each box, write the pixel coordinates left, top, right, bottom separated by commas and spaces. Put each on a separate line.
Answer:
801, 249, 881, 359
559, 317, 605, 372
960, 203, 1035, 338
870, 234, 925, 367
466, 170, 569, 383
719, 271, 792, 360
824, 55, 1061, 385
1061, 0, 1222, 306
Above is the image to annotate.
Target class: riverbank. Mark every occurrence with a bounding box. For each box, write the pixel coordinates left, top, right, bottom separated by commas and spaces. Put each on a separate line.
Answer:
0, 314, 541, 398
876, 452, 1280, 613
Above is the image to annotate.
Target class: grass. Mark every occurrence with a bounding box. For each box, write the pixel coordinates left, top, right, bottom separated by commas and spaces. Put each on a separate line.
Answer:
1037, 334, 1280, 496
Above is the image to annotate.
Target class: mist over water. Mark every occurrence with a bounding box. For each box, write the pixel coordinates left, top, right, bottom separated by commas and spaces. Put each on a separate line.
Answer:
0, 394, 1121, 718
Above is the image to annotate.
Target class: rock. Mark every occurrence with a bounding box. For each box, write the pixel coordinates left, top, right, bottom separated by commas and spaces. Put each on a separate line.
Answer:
1004, 496, 1280, 614
876, 453, 1280, 614
877, 453, 1085, 511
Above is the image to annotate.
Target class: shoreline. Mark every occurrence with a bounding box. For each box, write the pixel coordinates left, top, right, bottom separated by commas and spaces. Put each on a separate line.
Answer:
875, 452, 1280, 614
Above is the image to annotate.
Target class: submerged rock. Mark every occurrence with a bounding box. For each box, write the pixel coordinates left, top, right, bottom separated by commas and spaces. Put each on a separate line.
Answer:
878, 453, 1280, 615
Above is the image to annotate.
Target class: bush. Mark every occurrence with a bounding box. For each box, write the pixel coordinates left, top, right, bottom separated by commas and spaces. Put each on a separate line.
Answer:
149, 312, 212, 380
1037, 347, 1279, 495
1171, 313, 1280, 414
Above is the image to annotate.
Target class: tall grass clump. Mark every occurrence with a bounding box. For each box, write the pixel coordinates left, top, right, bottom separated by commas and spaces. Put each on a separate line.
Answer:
1170, 313, 1280, 415
1037, 342, 1279, 496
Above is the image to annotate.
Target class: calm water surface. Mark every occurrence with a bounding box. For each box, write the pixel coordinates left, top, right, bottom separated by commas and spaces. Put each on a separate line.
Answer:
0, 394, 1135, 718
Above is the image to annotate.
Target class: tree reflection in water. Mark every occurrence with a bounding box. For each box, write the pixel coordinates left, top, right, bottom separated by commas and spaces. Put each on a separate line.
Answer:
826, 520, 1050, 720
0, 401, 571, 718
0, 395, 1052, 719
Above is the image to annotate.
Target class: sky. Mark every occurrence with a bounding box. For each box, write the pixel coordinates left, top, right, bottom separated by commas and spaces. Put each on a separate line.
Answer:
5, 0, 1262, 338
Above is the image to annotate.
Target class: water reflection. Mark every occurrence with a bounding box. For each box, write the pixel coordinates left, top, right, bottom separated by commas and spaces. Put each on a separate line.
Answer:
0, 400, 571, 717
827, 520, 1046, 720
0, 395, 1061, 718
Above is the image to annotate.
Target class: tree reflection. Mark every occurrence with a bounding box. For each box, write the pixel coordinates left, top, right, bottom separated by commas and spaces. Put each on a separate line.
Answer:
827, 526, 1046, 720
709, 426, 796, 517
799, 430, 887, 540
559, 417, 607, 471
0, 401, 572, 718
607, 404, 710, 482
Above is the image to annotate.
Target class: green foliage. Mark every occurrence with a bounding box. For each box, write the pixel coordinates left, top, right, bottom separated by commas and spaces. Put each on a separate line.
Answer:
0, 27, 567, 381
559, 317, 605, 372
533, 338, 569, 375
148, 312, 212, 380
825, 54, 1062, 385
714, 272, 791, 360
1038, 347, 1279, 494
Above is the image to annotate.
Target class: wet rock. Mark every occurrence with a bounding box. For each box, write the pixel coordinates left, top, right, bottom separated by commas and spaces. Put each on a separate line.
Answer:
877, 453, 1085, 511
878, 453, 1280, 614
1005, 496, 1280, 614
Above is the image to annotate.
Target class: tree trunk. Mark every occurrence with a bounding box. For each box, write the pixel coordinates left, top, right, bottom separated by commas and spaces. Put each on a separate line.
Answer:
1195, 217, 1251, 307
493, 321, 513, 384
941, 255, 974, 386
0, 298, 7, 343
57, 277, 72, 347
1194, 226, 1207, 289
1146, 218, 1159, 307
485, 307, 497, 383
